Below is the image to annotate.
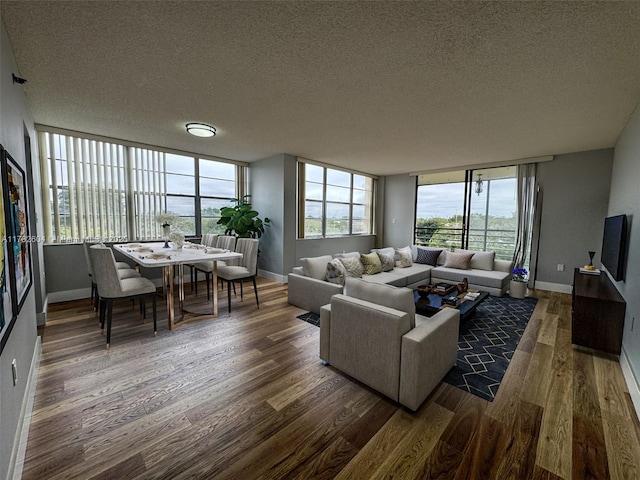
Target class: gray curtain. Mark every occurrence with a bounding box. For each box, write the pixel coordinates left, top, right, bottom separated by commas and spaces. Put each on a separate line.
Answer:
512, 163, 537, 276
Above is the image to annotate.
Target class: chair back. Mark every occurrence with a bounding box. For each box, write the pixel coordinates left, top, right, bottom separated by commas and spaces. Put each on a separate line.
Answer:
202, 233, 219, 247
236, 238, 259, 276
83, 241, 94, 277
217, 235, 237, 251
89, 245, 124, 298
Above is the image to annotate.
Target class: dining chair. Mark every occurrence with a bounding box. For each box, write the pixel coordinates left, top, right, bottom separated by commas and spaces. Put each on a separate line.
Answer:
217, 238, 259, 313
187, 234, 219, 292
83, 240, 140, 310
193, 235, 237, 299
89, 245, 157, 349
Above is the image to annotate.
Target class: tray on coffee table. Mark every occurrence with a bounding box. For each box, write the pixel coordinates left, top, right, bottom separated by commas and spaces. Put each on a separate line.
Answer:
414, 287, 489, 322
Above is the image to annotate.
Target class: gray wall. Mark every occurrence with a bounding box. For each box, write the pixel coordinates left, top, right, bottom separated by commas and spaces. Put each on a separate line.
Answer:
608, 104, 640, 388
535, 149, 614, 287
250, 154, 297, 279
382, 174, 417, 248
0, 18, 41, 480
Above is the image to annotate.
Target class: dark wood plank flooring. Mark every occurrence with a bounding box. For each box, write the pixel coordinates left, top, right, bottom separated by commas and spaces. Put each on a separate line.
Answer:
21, 280, 640, 479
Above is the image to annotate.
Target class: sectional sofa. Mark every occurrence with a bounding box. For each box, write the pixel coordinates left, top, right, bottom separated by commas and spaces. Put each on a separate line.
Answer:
288, 246, 513, 314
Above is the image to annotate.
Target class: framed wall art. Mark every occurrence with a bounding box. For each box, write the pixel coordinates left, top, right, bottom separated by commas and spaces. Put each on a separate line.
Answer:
2, 148, 32, 317
0, 145, 16, 354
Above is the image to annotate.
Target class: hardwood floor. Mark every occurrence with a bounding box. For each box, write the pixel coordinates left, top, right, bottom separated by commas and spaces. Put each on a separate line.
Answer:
23, 280, 640, 479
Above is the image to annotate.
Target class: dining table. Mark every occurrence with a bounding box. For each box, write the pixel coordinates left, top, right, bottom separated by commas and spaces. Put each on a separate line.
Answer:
113, 241, 242, 330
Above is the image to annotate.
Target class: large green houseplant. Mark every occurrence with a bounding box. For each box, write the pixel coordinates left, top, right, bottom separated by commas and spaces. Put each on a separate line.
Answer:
217, 195, 271, 238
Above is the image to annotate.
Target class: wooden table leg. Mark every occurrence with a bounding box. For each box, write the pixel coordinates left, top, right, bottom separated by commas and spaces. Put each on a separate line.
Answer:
165, 265, 175, 330
212, 260, 218, 317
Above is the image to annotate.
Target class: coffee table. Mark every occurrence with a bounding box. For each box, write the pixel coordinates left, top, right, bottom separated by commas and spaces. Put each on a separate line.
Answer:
413, 288, 489, 322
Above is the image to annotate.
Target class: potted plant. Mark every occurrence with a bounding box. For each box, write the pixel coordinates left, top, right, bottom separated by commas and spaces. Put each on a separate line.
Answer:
509, 267, 528, 299
217, 195, 271, 238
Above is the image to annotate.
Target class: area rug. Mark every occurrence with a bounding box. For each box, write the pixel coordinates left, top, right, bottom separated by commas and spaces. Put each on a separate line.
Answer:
296, 294, 537, 402
443, 295, 537, 401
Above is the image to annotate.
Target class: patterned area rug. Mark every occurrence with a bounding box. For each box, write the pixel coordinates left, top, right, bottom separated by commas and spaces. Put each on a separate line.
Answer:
296, 294, 537, 402
444, 295, 537, 401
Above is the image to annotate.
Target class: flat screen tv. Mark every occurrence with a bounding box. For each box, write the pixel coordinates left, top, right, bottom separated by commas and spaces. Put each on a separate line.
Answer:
601, 214, 627, 281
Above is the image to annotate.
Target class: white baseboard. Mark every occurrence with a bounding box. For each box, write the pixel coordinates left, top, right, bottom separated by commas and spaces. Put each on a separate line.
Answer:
9, 336, 41, 480
258, 269, 286, 283
620, 346, 640, 420
534, 281, 572, 294
48, 287, 92, 303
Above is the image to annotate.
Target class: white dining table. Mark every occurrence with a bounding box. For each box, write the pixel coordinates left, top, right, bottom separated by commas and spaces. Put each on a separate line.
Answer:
113, 242, 242, 329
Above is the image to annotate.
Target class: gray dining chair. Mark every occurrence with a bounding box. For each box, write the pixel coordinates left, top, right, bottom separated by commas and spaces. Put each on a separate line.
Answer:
89, 245, 157, 349
83, 240, 140, 310
193, 235, 237, 299
186, 234, 219, 292
217, 238, 259, 313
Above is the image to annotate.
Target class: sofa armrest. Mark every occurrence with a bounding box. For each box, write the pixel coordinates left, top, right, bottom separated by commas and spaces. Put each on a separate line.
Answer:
287, 273, 343, 315
328, 294, 411, 402
399, 309, 460, 411
494, 259, 513, 273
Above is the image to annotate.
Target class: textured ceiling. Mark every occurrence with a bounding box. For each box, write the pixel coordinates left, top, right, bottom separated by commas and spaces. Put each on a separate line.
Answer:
1, 1, 639, 176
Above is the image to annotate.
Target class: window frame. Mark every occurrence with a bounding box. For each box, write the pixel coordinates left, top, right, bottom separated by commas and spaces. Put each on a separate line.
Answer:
38, 129, 245, 243
297, 160, 375, 239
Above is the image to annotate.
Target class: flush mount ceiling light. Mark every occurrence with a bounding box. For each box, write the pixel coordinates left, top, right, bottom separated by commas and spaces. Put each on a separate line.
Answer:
186, 123, 216, 137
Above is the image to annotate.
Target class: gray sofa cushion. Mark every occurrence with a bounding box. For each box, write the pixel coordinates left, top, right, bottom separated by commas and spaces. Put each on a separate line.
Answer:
301, 255, 333, 280
344, 277, 415, 328
455, 249, 496, 271
388, 263, 433, 285
362, 271, 407, 287
432, 266, 510, 290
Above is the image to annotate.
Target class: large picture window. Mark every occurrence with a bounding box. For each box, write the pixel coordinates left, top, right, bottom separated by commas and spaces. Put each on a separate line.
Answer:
38, 130, 243, 243
299, 161, 374, 238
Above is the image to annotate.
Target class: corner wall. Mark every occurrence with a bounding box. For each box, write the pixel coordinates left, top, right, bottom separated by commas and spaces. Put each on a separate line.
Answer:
608, 104, 640, 407
0, 17, 41, 480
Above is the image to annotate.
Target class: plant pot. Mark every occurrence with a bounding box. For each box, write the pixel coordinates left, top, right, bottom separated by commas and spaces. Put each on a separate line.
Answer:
509, 280, 528, 299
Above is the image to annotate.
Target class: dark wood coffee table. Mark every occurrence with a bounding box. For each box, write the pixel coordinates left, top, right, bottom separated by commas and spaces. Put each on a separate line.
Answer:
413, 288, 489, 322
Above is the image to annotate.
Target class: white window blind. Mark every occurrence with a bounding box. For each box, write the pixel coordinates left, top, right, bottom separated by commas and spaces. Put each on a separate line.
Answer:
131, 147, 166, 240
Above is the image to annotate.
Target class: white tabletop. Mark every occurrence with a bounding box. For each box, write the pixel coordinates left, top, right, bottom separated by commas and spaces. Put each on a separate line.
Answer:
113, 242, 242, 268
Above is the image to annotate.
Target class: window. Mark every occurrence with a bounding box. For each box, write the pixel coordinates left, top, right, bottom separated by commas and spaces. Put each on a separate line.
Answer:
415, 166, 518, 261
299, 162, 374, 238
38, 130, 243, 243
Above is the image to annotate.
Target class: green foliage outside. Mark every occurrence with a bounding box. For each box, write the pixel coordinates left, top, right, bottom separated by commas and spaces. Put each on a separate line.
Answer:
416, 213, 517, 260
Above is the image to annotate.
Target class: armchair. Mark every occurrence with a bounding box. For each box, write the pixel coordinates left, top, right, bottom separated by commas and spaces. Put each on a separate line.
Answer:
320, 278, 459, 411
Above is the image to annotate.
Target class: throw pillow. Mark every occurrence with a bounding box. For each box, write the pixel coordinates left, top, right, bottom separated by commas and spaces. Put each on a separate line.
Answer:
415, 247, 443, 266
376, 251, 395, 271
360, 252, 383, 275
339, 256, 364, 278
455, 249, 495, 271
301, 255, 334, 280
443, 251, 474, 270
395, 246, 413, 268
326, 258, 346, 285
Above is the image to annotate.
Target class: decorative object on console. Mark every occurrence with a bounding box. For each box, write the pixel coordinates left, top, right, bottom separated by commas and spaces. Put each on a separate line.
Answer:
457, 277, 468, 293
585, 251, 596, 270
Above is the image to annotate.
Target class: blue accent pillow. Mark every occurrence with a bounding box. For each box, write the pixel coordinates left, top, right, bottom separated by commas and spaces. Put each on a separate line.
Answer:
416, 247, 443, 266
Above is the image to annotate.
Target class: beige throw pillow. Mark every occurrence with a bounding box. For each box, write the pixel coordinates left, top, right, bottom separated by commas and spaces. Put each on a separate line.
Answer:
339, 256, 364, 278
301, 255, 334, 280
395, 246, 413, 268
443, 251, 474, 270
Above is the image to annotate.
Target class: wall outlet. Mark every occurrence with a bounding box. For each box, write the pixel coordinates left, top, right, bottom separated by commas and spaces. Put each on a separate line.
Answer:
557, 264, 565, 272
11, 359, 18, 386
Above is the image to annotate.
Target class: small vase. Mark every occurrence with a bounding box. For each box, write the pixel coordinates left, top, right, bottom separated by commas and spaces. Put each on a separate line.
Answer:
172, 240, 183, 250
162, 225, 171, 248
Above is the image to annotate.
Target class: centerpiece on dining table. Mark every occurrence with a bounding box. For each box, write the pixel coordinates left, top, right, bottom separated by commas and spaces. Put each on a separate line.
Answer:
155, 213, 179, 248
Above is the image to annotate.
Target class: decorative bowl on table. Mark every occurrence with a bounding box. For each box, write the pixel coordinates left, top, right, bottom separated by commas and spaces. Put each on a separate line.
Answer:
416, 285, 431, 298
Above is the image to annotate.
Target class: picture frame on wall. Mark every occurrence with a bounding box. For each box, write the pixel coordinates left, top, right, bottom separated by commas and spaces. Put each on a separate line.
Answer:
0, 145, 16, 354
2, 148, 32, 317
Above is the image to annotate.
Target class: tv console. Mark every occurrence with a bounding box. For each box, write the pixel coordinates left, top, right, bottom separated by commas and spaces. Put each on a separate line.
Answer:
572, 268, 626, 355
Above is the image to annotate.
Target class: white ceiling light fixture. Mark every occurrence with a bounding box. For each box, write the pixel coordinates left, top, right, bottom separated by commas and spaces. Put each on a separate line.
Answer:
186, 122, 216, 137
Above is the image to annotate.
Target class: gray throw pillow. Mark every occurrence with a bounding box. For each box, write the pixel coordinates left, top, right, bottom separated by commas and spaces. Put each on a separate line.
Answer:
395, 246, 413, 268
376, 251, 395, 271
301, 255, 333, 280
339, 256, 364, 278
326, 258, 346, 285
443, 251, 474, 270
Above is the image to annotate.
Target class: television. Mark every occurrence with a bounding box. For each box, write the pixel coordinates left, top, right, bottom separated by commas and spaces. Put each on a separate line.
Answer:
601, 214, 627, 281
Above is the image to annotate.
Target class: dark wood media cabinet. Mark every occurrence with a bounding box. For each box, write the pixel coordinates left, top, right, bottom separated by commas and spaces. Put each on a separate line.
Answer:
572, 268, 626, 355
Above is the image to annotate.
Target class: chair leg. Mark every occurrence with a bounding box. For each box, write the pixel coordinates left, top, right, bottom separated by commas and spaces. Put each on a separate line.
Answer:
252, 277, 259, 308
106, 299, 113, 349
195, 269, 199, 296
152, 294, 157, 336
227, 279, 232, 313
190, 266, 194, 293
99, 298, 106, 331
240, 280, 244, 300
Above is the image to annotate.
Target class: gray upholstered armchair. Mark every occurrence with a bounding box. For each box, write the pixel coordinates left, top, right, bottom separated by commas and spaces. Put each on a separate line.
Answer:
320, 278, 459, 411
